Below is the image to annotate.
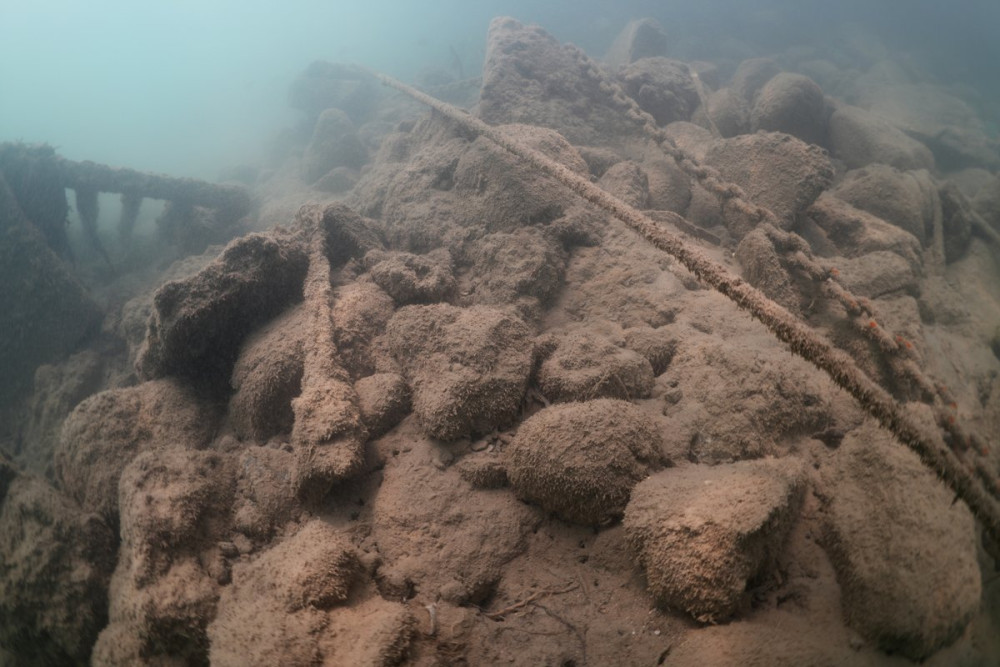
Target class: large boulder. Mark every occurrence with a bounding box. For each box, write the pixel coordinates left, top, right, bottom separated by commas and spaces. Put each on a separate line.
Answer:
537, 331, 655, 402
207, 520, 411, 667
478, 17, 647, 147
806, 193, 923, 270
597, 160, 650, 208
703, 131, 833, 233
93, 449, 235, 665
818, 423, 981, 660
464, 227, 568, 310
354, 372, 410, 438
730, 57, 781, 104
505, 399, 664, 525
382, 304, 533, 440
302, 107, 367, 183
604, 18, 670, 68
54, 379, 216, 526
658, 333, 831, 464
750, 72, 828, 146
229, 303, 308, 442
0, 465, 116, 666
331, 281, 397, 379
136, 231, 309, 391
372, 426, 537, 603
363, 248, 456, 305
624, 458, 806, 622
828, 104, 934, 171
831, 165, 937, 245
617, 57, 700, 126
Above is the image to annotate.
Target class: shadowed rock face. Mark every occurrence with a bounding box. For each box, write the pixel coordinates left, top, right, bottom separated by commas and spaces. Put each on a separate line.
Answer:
0, 464, 116, 666
136, 231, 309, 392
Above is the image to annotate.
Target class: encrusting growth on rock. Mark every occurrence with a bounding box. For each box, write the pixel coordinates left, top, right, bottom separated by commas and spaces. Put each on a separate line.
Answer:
371, 68, 1000, 544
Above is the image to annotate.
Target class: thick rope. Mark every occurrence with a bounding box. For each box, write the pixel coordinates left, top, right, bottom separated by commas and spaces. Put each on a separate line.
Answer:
370, 69, 1000, 542
563, 46, 994, 478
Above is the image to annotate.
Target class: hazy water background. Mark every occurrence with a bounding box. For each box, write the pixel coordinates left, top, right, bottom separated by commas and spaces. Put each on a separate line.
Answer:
2, 0, 998, 180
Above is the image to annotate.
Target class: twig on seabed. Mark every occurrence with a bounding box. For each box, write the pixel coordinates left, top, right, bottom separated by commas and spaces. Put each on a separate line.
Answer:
481, 583, 579, 620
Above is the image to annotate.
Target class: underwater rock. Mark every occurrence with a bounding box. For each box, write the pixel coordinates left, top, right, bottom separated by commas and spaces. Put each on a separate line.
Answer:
703, 130, 833, 233
828, 103, 934, 171
604, 17, 670, 68
372, 426, 537, 603
818, 423, 980, 660
16, 349, 103, 477
537, 331, 655, 402
229, 303, 308, 442
622, 325, 678, 375
858, 82, 999, 171
94, 448, 235, 665
806, 193, 923, 270
0, 467, 116, 666
972, 173, 1000, 232
314, 165, 359, 193
938, 182, 974, 263
464, 227, 568, 308
700, 87, 750, 138
331, 281, 397, 379
356, 116, 583, 255
354, 372, 410, 438
624, 457, 805, 623
750, 72, 828, 147
288, 61, 380, 126
364, 247, 456, 305
617, 57, 700, 127
302, 107, 367, 183
479, 17, 647, 147
0, 171, 102, 409
230, 519, 359, 612
55, 378, 215, 526
232, 445, 302, 540
505, 399, 664, 525
597, 160, 649, 208
382, 304, 533, 441
831, 165, 937, 245
658, 332, 831, 464
735, 226, 807, 314
643, 152, 692, 213
834, 250, 918, 298
454, 450, 509, 490
730, 57, 782, 104
209, 521, 408, 667
136, 231, 309, 391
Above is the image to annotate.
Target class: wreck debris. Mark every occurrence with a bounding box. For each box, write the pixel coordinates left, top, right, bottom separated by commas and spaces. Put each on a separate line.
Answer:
0, 171, 102, 408
59, 156, 252, 221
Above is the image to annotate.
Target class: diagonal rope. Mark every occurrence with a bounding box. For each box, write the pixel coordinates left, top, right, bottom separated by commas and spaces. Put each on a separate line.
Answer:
368, 68, 1000, 543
